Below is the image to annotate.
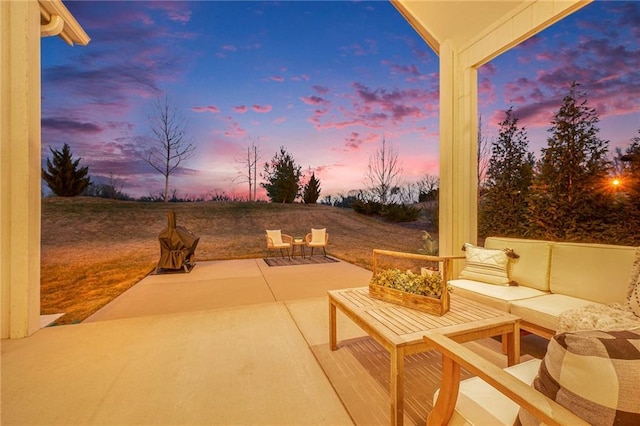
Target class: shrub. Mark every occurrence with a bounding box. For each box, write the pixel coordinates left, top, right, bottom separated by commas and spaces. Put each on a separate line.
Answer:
380, 203, 421, 222
352, 200, 383, 215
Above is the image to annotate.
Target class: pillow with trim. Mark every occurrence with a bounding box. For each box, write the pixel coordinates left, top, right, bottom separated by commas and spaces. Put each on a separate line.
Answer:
458, 243, 516, 286
519, 328, 640, 426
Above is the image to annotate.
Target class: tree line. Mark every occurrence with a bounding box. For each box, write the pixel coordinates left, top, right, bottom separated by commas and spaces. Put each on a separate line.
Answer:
41, 82, 639, 244
479, 82, 640, 245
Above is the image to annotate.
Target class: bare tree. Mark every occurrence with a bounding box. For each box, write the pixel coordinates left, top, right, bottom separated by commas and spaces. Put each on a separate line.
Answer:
139, 96, 195, 202
365, 137, 403, 204
417, 174, 439, 202
235, 137, 261, 201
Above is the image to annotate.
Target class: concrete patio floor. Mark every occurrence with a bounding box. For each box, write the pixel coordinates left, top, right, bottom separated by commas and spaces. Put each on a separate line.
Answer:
1, 258, 372, 425
1, 257, 547, 425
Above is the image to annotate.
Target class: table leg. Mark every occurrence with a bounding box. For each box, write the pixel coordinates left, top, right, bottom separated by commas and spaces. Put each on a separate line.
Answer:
506, 321, 521, 366
329, 298, 337, 351
390, 347, 405, 426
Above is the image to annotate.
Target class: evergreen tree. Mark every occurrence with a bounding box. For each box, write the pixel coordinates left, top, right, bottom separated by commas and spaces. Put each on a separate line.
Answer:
41, 143, 91, 197
302, 172, 321, 204
261, 146, 302, 203
479, 107, 534, 237
624, 129, 640, 199
528, 82, 612, 240
614, 129, 640, 242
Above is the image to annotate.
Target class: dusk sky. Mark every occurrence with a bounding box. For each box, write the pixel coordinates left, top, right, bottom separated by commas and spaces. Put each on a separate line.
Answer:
41, 1, 640, 200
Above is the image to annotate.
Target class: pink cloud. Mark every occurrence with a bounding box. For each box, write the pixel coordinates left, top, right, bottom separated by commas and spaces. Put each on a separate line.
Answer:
306, 81, 437, 132
503, 77, 536, 104
481, 62, 497, 76
251, 104, 272, 113
313, 85, 329, 95
300, 95, 329, 106
148, 2, 192, 23
233, 105, 248, 114
385, 61, 421, 76
536, 52, 553, 61
271, 76, 284, 82
191, 105, 220, 114
291, 74, 311, 82
223, 120, 247, 139
222, 45, 238, 51
478, 77, 496, 106
345, 132, 362, 150
339, 39, 378, 56
273, 117, 287, 124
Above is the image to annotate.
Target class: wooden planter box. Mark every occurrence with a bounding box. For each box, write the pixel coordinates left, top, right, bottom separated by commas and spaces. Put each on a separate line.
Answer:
369, 282, 449, 315
369, 249, 463, 316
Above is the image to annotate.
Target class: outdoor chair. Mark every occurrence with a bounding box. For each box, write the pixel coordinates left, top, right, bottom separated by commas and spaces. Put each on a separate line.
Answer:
305, 228, 328, 257
265, 229, 293, 258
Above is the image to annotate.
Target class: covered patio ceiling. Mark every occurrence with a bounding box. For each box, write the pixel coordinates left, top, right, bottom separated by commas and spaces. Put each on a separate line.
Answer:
393, 0, 589, 61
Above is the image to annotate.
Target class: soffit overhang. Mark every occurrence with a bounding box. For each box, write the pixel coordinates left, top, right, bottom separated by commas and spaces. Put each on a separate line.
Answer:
39, 0, 90, 46
392, 0, 590, 59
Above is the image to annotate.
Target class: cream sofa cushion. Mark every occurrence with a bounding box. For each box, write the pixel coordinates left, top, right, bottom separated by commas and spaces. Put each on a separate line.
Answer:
550, 242, 636, 304
435, 358, 541, 426
485, 237, 553, 292
510, 294, 600, 332
449, 279, 547, 312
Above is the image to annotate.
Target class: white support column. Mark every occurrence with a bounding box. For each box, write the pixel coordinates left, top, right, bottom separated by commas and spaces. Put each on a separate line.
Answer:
438, 40, 478, 264
1, 0, 42, 338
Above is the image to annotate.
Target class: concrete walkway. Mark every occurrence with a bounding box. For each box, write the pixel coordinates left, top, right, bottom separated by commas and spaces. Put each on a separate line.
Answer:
1, 258, 373, 425
84, 258, 371, 322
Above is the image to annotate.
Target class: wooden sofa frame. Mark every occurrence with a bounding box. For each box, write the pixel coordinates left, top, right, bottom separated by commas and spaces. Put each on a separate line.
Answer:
423, 331, 588, 426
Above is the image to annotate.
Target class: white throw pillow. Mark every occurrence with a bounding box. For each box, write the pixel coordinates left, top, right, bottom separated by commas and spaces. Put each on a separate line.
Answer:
459, 243, 512, 286
266, 229, 283, 245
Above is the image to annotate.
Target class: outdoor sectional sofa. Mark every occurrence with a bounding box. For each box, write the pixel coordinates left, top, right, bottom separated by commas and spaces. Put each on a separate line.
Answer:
424, 237, 640, 425
449, 236, 640, 338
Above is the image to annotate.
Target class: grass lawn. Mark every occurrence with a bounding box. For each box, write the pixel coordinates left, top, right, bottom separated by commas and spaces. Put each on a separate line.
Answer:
41, 197, 434, 324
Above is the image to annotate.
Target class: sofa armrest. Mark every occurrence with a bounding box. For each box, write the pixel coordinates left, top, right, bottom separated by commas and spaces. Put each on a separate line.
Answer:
423, 331, 588, 426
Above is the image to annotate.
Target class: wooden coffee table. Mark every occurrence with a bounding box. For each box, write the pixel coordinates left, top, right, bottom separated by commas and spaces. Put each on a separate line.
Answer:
328, 287, 520, 426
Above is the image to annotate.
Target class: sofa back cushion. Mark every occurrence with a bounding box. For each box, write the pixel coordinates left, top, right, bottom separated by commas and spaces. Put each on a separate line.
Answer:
519, 328, 640, 426
485, 237, 553, 291
550, 242, 637, 304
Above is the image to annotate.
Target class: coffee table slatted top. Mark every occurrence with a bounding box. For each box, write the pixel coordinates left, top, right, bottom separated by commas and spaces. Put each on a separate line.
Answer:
330, 287, 517, 345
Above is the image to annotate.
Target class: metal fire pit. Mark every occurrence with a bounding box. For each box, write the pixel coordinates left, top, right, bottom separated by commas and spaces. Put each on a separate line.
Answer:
156, 210, 200, 273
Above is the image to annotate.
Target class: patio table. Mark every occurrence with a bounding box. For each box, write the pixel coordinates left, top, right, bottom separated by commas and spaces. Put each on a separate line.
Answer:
328, 287, 520, 426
